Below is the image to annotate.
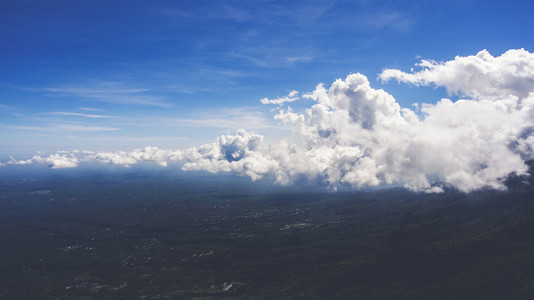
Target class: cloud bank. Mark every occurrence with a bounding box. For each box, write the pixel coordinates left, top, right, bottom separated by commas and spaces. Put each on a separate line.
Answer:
5, 49, 534, 192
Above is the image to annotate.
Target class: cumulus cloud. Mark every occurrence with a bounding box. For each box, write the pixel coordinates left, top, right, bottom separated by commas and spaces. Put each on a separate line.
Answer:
183, 49, 534, 192
92, 147, 183, 167
181, 130, 280, 181
4, 49, 534, 193
267, 73, 531, 192
8, 153, 79, 169
6, 147, 183, 169
379, 48, 534, 100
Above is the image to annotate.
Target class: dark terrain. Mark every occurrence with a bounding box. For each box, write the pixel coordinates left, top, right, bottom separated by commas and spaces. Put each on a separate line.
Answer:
0, 165, 533, 299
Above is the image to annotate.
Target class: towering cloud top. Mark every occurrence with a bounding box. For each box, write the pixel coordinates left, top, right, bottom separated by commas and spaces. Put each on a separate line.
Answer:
5, 49, 534, 193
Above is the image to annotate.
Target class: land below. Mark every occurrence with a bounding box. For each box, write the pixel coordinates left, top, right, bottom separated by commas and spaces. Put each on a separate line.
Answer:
0, 167, 533, 299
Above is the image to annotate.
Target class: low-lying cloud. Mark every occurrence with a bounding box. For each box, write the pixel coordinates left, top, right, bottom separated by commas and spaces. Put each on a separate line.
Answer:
5, 49, 534, 192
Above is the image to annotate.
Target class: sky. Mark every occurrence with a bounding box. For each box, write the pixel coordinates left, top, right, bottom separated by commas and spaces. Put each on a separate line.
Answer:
2, 0, 534, 192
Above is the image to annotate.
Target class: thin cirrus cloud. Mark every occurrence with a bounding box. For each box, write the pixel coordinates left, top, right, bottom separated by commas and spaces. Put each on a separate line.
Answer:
133, 107, 288, 133
360, 12, 411, 32
5, 124, 121, 132
79, 107, 105, 112
45, 112, 118, 119
43, 84, 172, 108
5, 49, 534, 193
166, 117, 278, 131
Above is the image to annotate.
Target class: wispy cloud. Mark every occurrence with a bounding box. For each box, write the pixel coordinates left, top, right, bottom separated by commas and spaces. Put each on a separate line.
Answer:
285, 56, 313, 63
79, 107, 104, 112
157, 1, 334, 25
360, 12, 412, 32
0, 104, 17, 111
227, 47, 317, 68
157, 115, 282, 132
4, 124, 120, 132
154, 1, 411, 71
42, 83, 172, 107
168, 117, 271, 130
90, 136, 187, 142
45, 111, 118, 119
132, 107, 290, 134
261, 90, 301, 105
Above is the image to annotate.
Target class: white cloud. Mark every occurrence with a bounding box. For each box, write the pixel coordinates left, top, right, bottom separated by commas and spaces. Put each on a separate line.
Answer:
261, 90, 300, 105
5, 49, 534, 193
140, 108, 289, 134
181, 130, 279, 181
43, 83, 172, 107
286, 56, 313, 63
8, 153, 79, 168
94, 147, 183, 167
79, 107, 104, 112
361, 12, 411, 32
46, 111, 117, 118
183, 49, 534, 192
4, 124, 120, 132
6, 147, 183, 168
379, 48, 534, 100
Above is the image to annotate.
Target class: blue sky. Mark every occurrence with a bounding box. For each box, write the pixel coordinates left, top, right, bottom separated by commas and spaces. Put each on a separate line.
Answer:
1, 0, 533, 156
